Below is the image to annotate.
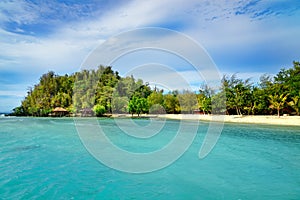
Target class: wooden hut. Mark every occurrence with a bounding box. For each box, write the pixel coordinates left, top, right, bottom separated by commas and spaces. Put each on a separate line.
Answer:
193, 109, 203, 114
51, 107, 69, 117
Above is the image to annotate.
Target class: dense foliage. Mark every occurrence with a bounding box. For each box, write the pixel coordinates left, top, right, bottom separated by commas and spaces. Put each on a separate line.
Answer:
219, 61, 300, 116
13, 62, 300, 117
13, 71, 74, 116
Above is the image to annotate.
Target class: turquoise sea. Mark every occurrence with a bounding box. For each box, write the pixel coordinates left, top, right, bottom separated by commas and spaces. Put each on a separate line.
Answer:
0, 117, 299, 199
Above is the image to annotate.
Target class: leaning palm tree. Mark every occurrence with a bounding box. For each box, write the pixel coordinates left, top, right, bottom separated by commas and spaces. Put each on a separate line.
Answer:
269, 93, 288, 117
288, 96, 300, 116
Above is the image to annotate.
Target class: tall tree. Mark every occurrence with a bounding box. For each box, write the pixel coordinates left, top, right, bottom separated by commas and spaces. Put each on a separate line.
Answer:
163, 93, 180, 114
177, 90, 198, 114
275, 61, 300, 97
197, 94, 211, 114
128, 96, 149, 116
269, 93, 288, 117
288, 95, 300, 116
111, 96, 128, 113
222, 74, 252, 115
147, 90, 164, 113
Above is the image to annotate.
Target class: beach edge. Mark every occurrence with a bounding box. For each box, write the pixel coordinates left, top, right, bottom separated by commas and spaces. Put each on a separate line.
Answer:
111, 114, 300, 126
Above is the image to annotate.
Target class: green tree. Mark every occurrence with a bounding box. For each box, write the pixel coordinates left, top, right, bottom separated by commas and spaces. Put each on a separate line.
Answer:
93, 104, 106, 117
15, 71, 74, 116
115, 75, 139, 98
222, 75, 252, 115
288, 95, 300, 116
95, 66, 120, 113
275, 61, 300, 97
132, 84, 152, 99
197, 94, 211, 114
147, 90, 164, 113
211, 91, 226, 114
12, 106, 25, 116
112, 96, 129, 113
128, 96, 149, 116
163, 93, 180, 114
269, 93, 288, 117
251, 86, 270, 115
51, 92, 72, 108
177, 90, 198, 114
13, 61, 300, 117
197, 84, 214, 114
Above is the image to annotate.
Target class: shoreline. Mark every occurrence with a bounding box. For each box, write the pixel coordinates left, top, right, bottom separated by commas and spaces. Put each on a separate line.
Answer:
3, 114, 300, 126
111, 114, 300, 126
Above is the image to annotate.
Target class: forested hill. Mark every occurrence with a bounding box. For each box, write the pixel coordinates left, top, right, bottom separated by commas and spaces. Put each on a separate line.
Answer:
12, 66, 153, 117
13, 62, 300, 117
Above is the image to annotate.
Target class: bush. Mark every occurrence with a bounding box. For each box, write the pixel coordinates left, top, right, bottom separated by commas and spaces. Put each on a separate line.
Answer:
93, 104, 106, 117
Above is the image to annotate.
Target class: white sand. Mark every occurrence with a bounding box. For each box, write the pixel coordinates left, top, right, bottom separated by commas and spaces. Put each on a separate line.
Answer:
157, 114, 300, 126
112, 114, 300, 126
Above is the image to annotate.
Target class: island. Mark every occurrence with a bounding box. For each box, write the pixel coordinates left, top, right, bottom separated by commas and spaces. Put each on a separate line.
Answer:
11, 62, 300, 126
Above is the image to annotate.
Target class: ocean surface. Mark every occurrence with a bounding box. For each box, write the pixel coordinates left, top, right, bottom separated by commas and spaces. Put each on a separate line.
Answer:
0, 117, 299, 199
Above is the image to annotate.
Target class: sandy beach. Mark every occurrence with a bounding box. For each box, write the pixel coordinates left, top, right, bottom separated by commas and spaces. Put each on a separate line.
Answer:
160, 114, 300, 126
112, 114, 300, 126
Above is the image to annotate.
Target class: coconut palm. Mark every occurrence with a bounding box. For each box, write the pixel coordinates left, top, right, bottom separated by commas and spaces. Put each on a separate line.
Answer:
288, 96, 300, 115
269, 93, 288, 117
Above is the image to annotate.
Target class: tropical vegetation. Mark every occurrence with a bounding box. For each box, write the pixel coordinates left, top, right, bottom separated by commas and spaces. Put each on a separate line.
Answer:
12, 61, 300, 117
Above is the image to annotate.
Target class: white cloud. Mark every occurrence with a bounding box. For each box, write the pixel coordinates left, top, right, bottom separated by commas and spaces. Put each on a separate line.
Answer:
0, 0, 299, 111
0, 25, 101, 75
0, 90, 26, 97
0, 83, 28, 112
54, 0, 186, 39
0, 0, 40, 24
2, 0, 297, 77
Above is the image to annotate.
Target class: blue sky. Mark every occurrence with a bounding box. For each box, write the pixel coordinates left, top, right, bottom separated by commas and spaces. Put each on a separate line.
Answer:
0, 0, 300, 112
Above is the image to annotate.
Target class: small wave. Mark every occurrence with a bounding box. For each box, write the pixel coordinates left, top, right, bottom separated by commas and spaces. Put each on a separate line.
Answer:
9, 144, 41, 153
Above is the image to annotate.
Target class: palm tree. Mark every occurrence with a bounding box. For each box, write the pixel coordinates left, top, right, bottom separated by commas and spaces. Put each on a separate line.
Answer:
269, 94, 288, 117
288, 96, 300, 115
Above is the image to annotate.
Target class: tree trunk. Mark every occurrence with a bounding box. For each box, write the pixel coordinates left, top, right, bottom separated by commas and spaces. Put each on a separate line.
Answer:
236, 107, 241, 115
277, 107, 280, 117
226, 109, 229, 115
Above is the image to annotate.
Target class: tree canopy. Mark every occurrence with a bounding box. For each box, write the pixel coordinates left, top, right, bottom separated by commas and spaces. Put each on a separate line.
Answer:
12, 61, 300, 117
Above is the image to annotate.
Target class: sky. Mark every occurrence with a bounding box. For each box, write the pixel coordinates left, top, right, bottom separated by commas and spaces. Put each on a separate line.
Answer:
0, 0, 300, 112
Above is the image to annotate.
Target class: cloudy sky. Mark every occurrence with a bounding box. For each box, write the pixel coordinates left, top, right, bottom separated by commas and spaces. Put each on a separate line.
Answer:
0, 0, 300, 112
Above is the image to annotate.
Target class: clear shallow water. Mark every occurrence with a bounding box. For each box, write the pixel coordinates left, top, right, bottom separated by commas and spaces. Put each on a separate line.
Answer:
0, 117, 299, 199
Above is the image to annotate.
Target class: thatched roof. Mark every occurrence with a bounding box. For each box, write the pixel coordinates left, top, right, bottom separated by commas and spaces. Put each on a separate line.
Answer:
53, 107, 68, 112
